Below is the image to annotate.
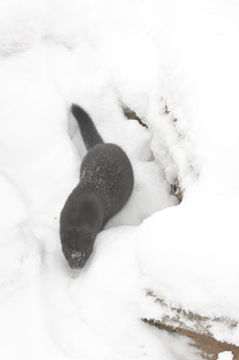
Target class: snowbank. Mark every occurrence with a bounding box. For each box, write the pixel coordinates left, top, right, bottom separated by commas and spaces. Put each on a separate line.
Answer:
0, 0, 239, 359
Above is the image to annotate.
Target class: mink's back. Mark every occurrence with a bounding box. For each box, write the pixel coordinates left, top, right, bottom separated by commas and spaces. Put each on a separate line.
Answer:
80, 143, 134, 222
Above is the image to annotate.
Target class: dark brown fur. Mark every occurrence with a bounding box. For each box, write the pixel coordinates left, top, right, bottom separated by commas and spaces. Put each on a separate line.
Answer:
60, 105, 134, 268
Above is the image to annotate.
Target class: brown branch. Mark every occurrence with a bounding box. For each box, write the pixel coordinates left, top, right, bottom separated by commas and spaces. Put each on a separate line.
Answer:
143, 291, 239, 359
143, 319, 239, 360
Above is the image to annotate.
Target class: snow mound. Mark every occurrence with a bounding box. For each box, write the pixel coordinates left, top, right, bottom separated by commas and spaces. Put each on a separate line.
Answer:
0, 0, 48, 57
1, 1, 239, 360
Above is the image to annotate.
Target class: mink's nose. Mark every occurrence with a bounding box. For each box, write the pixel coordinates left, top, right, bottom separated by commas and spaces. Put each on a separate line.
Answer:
69, 251, 87, 269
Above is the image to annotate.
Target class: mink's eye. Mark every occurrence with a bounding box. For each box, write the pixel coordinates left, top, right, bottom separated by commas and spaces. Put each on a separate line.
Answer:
87, 234, 94, 242
62, 233, 68, 242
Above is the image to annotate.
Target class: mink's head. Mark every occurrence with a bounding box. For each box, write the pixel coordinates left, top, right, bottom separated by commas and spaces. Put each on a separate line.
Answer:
60, 226, 95, 269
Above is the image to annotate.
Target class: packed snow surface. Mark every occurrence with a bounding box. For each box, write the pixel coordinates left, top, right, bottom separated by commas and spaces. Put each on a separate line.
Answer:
0, 0, 239, 359
218, 352, 234, 360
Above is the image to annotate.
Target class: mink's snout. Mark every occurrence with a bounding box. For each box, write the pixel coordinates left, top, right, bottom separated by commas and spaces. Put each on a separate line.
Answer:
68, 250, 89, 269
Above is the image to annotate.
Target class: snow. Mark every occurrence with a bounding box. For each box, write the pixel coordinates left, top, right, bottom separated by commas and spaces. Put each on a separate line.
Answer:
218, 352, 233, 360
0, 0, 239, 359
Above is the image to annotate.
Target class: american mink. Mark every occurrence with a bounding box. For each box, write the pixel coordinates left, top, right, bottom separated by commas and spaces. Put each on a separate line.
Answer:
60, 104, 134, 268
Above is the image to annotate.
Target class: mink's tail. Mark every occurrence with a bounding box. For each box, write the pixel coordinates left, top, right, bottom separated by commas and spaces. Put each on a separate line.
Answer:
71, 104, 104, 151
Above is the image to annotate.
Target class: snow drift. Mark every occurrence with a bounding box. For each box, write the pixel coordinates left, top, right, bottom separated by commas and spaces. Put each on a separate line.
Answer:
0, 0, 239, 359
